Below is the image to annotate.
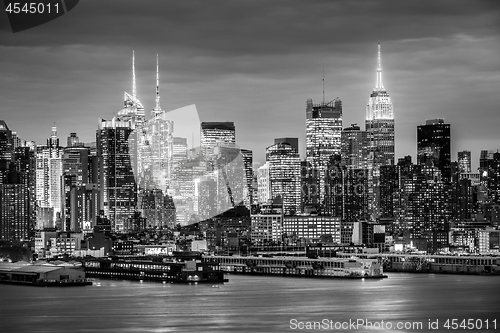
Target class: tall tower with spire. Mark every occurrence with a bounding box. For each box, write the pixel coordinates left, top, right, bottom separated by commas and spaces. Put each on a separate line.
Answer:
118, 50, 145, 128
365, 42, 395, 219
137, 54, 173, 194
366, 41, 394, 165
36, 125, 64, 229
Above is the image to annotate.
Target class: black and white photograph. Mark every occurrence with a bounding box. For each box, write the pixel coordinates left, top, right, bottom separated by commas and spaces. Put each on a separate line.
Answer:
0, 1, 499, 332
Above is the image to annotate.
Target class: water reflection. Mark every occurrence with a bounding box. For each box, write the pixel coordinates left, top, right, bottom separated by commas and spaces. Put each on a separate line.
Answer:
0, 274, 498, 332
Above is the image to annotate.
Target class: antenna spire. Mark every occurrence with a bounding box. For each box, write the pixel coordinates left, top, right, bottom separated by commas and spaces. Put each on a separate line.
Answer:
132, 50, 137, 98
155, 54, 161, 110
375, 41, 384, 90
322, 62, 325, 104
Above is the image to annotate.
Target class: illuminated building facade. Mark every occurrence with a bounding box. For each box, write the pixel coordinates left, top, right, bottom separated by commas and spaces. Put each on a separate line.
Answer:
36, 125, 64, 228
365, 42, 395, 218
257, 161, 271, 204
306, 97, 343, 205
69, 183, 100, 232
366, 42, 395, 167
341, 124, 370, 169
97, 117, 136, 232
0, 183, 30, 240
283, 215, 341, 243
201, 122, 236, 159
380, 156, 450, 251
138, 55, 174, 194
324, 156, 369, 221
266, 141, 301, 215
0, 120, 14, 176
173, 137, 188, 167
240, 149, 254, 208
417, 119, 451, 183
458, 150, 471, 174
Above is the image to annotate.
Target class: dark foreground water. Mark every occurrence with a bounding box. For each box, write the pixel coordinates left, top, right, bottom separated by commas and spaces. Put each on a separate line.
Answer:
1, 273, 499, 332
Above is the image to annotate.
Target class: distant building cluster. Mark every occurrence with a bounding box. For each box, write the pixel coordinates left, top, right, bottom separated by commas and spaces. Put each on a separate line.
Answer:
0, 43, 499, 257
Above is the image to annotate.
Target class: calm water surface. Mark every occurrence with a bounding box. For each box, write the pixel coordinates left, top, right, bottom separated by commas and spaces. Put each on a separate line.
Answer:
1, 273, 499, 332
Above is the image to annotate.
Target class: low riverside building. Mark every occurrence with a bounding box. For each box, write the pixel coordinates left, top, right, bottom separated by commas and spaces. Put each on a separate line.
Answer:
251, 203, 283, 246
283, 215, 341, 243
0, 261, 88, 285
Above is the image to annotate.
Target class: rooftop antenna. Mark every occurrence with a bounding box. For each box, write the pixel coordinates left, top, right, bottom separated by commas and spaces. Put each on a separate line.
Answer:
132, 50, 137, 98
376, 41, 384, 90
322, 62, 325, 105
155, 54, 161, 111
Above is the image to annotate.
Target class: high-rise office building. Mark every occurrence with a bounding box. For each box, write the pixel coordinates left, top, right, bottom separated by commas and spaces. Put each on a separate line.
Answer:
61, 145, 92, 231
324, 155, 369, 221
341, 124, 370, 169
274, 138, 299, 153
200, 122, 236, 158
36, 125, 64, 228
257, 162, 271, 204
366, 42, 395, 167
266, 140, 301, 215
240, 149, 253, 208
67, 132, 83, 147
0, 120, 14, 178
69, 183, 100, 232
417, 119, 451, 183
0, 122, 31, 240
365, 42, 395, 219
97, 118, 136, 232
138, 55, 174, 194
116, 51, 146, 129
380, 156, 450, 252
173, 137, 188, 167
11, 132, 21, 151
306, 97, 343, 205
458, 150, 471, 174
14, 146, 36, 236
0, 175, 30, 240
483, 152, 500, 205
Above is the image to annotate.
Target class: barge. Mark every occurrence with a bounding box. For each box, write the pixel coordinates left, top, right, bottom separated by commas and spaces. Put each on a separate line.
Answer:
204, 255, 387, 278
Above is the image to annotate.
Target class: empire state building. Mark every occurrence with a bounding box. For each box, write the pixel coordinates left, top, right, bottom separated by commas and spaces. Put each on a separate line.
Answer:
365, 42, 394, 218
366, 42, 394, 166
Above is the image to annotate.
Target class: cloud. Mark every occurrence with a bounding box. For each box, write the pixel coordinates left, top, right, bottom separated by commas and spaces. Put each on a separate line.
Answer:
0, 0, 499, 171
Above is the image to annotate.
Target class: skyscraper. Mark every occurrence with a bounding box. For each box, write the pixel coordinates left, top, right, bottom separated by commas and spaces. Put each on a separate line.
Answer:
458, 150, 472, 174
305, 97, 343, 205
366, 42, 395, 167
365, 42, 395, 219
97, 117, 136, 232
116, 51, 146, 128
67, 133, 80, 147
138, 55, 174, 193
257, 162, 271, 204
417, 119, 451, 183
266, 140, 301, 215
200, 122, 236, 157
341, 124, 370, 169
36, 125, 64, 229
240, 149, 254, 208
0, 120, 14, 178
172, 137, 188, 167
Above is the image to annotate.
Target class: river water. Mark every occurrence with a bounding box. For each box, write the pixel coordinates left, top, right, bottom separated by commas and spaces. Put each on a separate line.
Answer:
1, 273, 499, 332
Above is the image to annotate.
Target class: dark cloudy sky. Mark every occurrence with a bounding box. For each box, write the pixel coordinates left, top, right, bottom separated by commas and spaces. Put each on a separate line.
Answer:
1, 0, 499, 170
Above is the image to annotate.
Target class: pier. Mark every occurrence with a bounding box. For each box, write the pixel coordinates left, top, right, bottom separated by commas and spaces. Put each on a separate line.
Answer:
203, 255, 386, 278
334, 253, 500, 275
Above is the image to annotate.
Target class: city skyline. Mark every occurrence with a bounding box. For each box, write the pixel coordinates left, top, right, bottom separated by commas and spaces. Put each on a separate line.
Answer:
1, 1, 500, 171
